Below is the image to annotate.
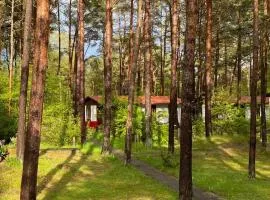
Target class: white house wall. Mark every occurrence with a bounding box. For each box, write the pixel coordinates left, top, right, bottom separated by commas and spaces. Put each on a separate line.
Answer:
90, 105, 97, 121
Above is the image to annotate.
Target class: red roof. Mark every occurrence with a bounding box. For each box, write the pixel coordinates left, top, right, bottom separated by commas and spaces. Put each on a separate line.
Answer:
85, 96, 181, 106
138, 96, 181, 105
238, 96, 270, 104
85, 96, 102, 104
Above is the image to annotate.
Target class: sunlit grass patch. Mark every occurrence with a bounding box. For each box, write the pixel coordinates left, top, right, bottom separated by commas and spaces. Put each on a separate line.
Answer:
111, 134, 270, 200
0, 143, 177, 200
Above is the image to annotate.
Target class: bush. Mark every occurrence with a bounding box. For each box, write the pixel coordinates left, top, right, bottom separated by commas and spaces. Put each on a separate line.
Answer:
193, 117, 205, 136
0, 71, 18, 142
151, 112, 168, 146
212, 103, 249, 135
42, 103, 80, 146
0, 104, 17, 142
161, 152, 178, 168
112, 97, 144, 141
0, 141, 8, 162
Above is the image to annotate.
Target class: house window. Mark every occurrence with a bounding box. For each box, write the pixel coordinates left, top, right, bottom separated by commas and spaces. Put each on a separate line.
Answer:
91, 105, 97, 121
177, 107, 181, 124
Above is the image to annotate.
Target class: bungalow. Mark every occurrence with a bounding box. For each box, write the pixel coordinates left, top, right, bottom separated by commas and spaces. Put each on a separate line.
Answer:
137, 96, 181, 124
84, 96, 182, 128
238, 96, 270, 119
84, 96, 102, 128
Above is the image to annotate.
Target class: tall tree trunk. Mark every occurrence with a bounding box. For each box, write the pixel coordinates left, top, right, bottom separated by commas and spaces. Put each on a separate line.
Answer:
196, 1, 203, 116
224, 42, 228, 87
20, 0, 50, 198
78, 0, 86, 144
179, 0, 196, 198
118, 15, 123, 95
214, 19, 220, 89
160, 12, 168, 96
102, 0, 113, 154
16, 0, 33, 160
236, 10, 242, 106
68, 0, 73, 91
144, 0, 152, 147
205, 0, 212, 138
0, 4, 3, 65
249, 0, 259, 179
57, 0, 61, 75
125, 0, 142, 163
75, 34, 80, 117
8, 0, 15, 115
168, 0, 179, 154
73, 40, 78, 116
261, 0, 268, 148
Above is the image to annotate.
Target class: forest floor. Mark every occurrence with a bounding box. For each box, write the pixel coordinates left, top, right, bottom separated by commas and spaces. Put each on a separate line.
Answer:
111, 134, 270, 200
0, 143, 177, 200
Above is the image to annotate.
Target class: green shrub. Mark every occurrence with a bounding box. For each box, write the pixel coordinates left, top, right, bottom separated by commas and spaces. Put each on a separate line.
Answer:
193, 117, 205, 136
212, 103, 249, 135
0, 71, 18, 142
112, 97, 145, 141
161, 152, 179, 168
0, 143, 8, 162
42, 103, 80, 146
151, 113, 168, 146
0, 104, 17, 141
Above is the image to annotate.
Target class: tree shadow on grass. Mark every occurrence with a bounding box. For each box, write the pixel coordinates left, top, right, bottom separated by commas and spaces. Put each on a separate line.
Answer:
38, 149, 77, 193
207, 139, 269, 180
40, 154, 177, 200
38, 143, 98, 200
40, 154, 89, 200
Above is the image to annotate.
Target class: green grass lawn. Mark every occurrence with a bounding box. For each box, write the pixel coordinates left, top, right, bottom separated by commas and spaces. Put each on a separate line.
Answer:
0, 143, 177, 200
112, 134, 270, 200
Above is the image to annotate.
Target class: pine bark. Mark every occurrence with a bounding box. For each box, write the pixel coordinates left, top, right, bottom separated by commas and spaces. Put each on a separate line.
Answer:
214, 20, 220, 89
224, 42, 228, 87
160, 11, 168, 96
8, 0, 14, 115
168, 0, 179, 154
261, 0, 269, 148
20, 0, 50, 198
125, 0, 142, 163
144, 0, 152, 147
73, 39, 79, 117
195, 1, 204, 117
236, 10, 242, 106
102, 0, 113, 153
78, 0, 86, 144
17, 0, 33, 160
249, 0, 259, 179
179, 0, 197, 198
57, 0, 61, 75
205, 0, 212, 138
68, 0, 73, 91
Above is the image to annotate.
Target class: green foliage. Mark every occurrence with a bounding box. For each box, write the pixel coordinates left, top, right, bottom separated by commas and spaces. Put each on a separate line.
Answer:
0, 142, 8, 162
151, 112, 168, 146
0, 71, 18, 142
40, 52, 80, 146
193, 117, 205, 136
42, 103, 80, 146
111, 97, 128, 137
210, 89, 250, 135
212, 103, 249, 135
0, 104, 17, 141
160, 152, 179, 168
112, 97, 144, 139
112, 97, 170, 146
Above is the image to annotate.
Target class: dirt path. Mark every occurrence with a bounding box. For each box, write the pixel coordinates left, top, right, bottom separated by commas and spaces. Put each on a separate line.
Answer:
112, 148, 223, 200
